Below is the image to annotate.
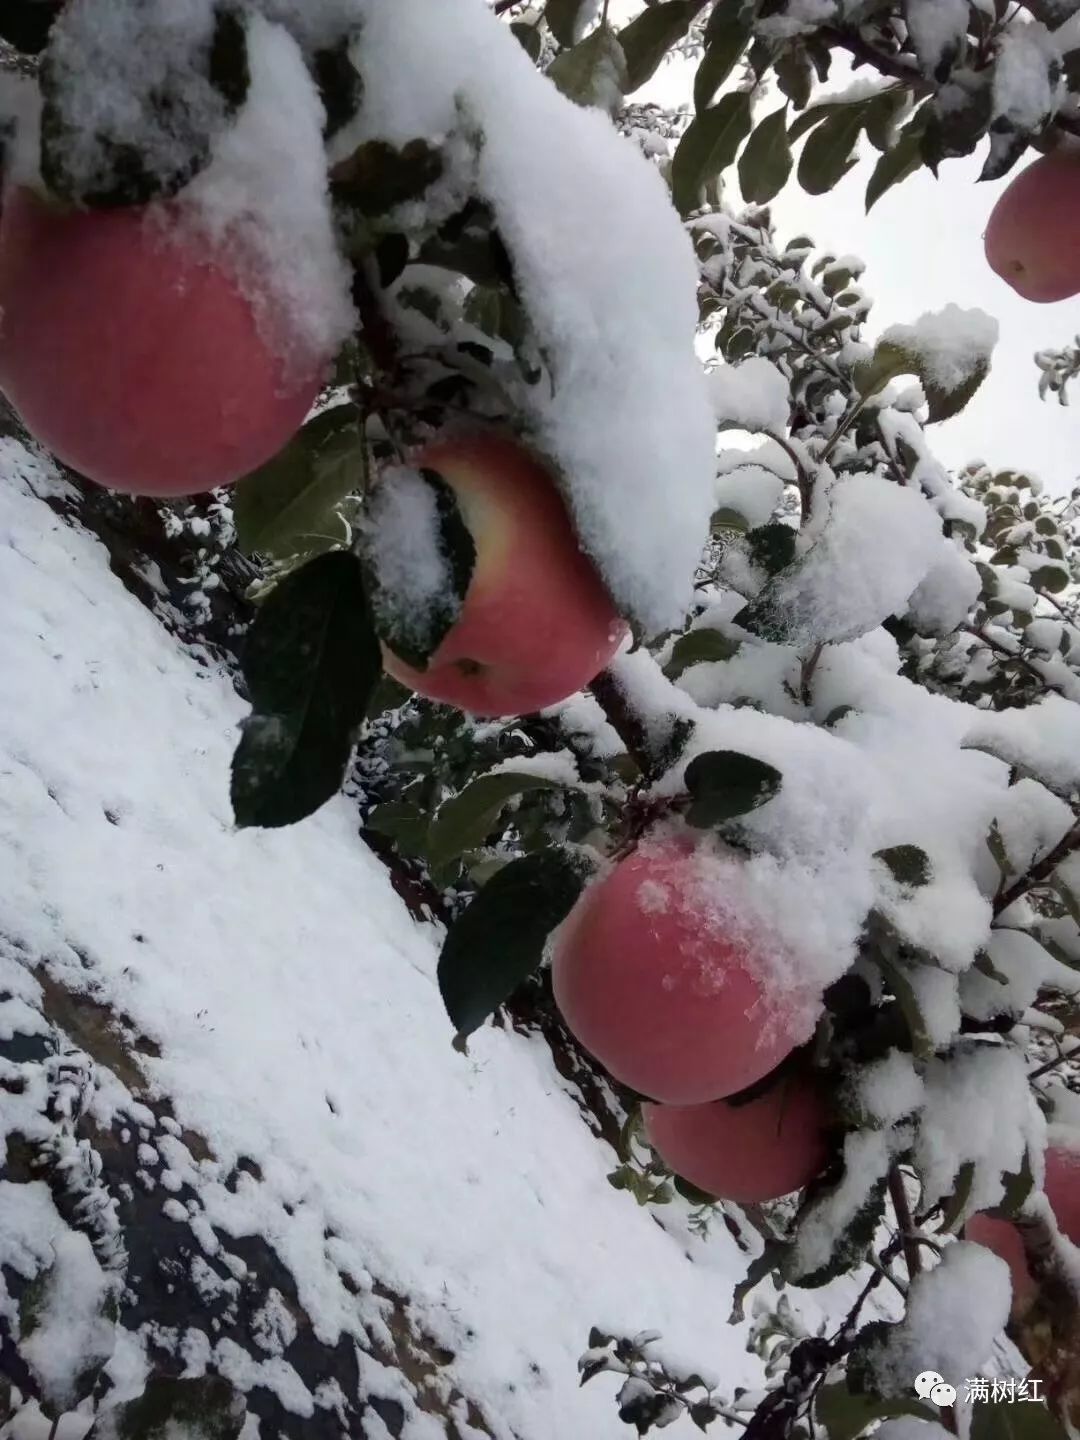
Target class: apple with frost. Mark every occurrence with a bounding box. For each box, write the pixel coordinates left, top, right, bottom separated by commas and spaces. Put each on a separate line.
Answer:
551, 837, 815, 1105
0, 186, 325, 496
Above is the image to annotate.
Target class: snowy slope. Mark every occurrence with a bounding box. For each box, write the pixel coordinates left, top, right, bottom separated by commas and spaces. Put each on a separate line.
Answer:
0, 438, 833, 1436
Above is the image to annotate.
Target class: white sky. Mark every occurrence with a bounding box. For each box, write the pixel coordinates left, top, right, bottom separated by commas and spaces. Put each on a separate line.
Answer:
638, 46, 1080, 497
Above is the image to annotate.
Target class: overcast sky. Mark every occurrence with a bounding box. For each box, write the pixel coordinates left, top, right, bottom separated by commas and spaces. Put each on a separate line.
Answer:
639, 47, 1080, 497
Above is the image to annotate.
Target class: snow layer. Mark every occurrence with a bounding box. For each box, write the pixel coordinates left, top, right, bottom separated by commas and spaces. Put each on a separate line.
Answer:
709, 359, 791, 436
0, 443, 786, 1435
348, 0, 716, 631
879, 306, 999, 397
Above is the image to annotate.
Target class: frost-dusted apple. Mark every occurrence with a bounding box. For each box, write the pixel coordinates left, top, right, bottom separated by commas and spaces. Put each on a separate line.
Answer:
644, 1079, 829, 1202
0, 186, 325, 495
379, 433, 626, 717
985, 152, 1080, 303
965, 1141, 1080, 1314
551, 837, 815, 1105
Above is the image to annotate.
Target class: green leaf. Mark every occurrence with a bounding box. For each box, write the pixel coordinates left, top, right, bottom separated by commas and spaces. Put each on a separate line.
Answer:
939, 1158, 977, 1233
970, 1397, 1069, 1440
233, 405, 362, 562
365, 801, 429, 856
797, 105, 865, 195
312, 37, 364, 140
88, 1376, 246, 1440
738, 105, 793, 204
618, 0, 700, 93
671, 90, 753, 215
428, 771, 566, 869
664, 628, 741, 681
815, 1384, 937, 1440
865, 127, 923, 212
874, 845, 932, 889
0, 1, 61, 55
875, 954, 935, 1061
747, 520, 797, 576
231, 552, 381, 829
511, 21, 543, 62
710, 506, 751, 534
548, 23, 628, 113
684, 750, 782, 828
775, 47, 813, 110
546, 0, 588, 46
694, 0, 751, 112
438, 849, 590, 1038
330, 138, 444, 217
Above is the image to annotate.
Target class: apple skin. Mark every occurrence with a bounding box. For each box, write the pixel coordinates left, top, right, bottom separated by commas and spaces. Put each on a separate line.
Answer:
381, 433, 626, 717
965, 1142, 1080, 1315
0, 185, 323, 496
985, 152, 1080, 303
643, 1079, 829, 1203
550, 837, 814, 1105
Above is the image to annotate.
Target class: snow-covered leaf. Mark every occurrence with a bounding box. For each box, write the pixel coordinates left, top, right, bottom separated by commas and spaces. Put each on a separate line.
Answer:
438, 848, 590, 1039
875, 845, 932, 889
664, 628, 741, 680
855, 306, 997, 424
428, 771, 567, 869
232, 552, 381, 829
233, 404, 362, 562
330, 137, 444, 218
89, 1375, 246, 1440
683, 750, 782, 827
815, 1383, 937, 1440
546, 0, 589, 47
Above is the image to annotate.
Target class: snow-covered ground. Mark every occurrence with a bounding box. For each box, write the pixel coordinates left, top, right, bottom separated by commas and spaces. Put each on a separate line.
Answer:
0, 438, 862, 1435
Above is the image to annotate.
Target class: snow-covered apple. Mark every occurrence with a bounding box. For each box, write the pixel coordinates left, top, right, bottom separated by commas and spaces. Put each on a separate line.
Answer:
643, 1078, 829, 1202
551, 837, 814, 1105
965, 1141, 1080, 1313
380, 433, 625, 717
985, 152, 1080, 303
0, 186, 325, 496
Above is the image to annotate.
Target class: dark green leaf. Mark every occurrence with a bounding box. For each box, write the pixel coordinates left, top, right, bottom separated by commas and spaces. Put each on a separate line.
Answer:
619, 0, 700, 93
672, 91, 753, 214
684, 750, 782, 827
546, 0, 588, 47
207, 6, 250, 114
874, 845, 932, 889
875, 954, 935, 1061
694, 0, 751, 112
0, 0, 62, 55
970, 1395, 1069, 1440
88, 1376, 246, 1440
854, 337, 991, 423
330, 138, 444, 217
747, 520, 797, 576
512, 21, 544, 62
710, 506, 751, 534
365, 801, 429, 856
233, 405, 362, 562
775, 47, 813, 109
815, 1384, 937, 1440
428, 771, 566, 869
438, 849, 590, 1037
547, 23, 628, 112
787, 1174, 888, 1287
989, 1148, 1036, 1221
739, 105, 793, 204
231, 552, 381, 829
312, 37, 364, 139
797, 105, 865, 195
940, 1159, 977, 1233
664, 628, 741, 681
463, 284, 529, 350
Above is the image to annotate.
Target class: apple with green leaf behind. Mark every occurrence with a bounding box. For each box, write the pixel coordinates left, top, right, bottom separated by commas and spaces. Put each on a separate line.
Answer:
379, 432, 626, 718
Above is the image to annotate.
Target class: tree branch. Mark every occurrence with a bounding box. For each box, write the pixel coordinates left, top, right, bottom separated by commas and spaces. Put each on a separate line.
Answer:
589, 667, 652, 773
993, 818, 1080, 917
887, 1165, 923, 1279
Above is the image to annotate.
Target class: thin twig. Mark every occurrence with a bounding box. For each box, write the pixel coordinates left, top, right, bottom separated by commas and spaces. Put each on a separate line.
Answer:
1029, 1039, 1080, 1083
888, 1165, 923, 1279
993, 819, 1080, 917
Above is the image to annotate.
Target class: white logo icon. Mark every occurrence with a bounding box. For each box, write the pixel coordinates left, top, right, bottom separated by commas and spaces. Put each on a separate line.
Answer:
914, 1372, 957, 1406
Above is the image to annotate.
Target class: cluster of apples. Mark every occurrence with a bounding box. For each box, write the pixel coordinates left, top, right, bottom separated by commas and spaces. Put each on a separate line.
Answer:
552, 835, 830, 1203
0, 185, 625, 718
986, 150, 1080, 303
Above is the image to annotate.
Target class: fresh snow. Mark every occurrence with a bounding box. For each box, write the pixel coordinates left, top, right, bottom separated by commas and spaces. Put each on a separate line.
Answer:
877, 306, 999, 399
0, 442, 840, 1435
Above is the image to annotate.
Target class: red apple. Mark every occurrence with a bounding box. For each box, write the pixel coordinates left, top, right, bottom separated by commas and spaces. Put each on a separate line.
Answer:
644, 1078, 829, 1203
965, 1141, 1080, 1314
551, 836, 814, 1105
381, 433, 625, 717
985, 151, 1080, 303
0, 185, 324, 496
